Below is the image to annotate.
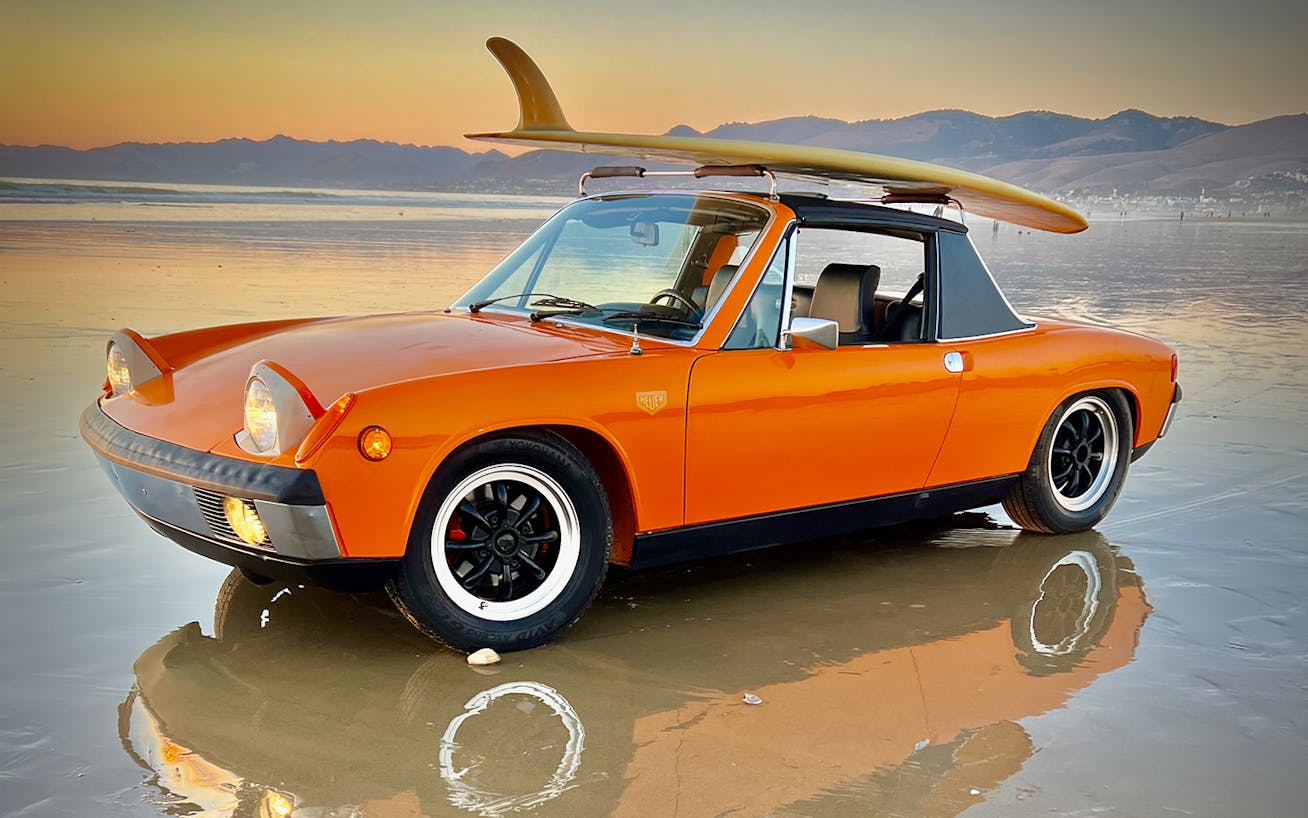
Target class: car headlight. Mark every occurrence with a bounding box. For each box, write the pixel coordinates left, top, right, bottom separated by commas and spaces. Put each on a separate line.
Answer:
235, 361, 322, 457
104, 330, 166, 397
243, 377, 278, 452
106, 342, 132, 395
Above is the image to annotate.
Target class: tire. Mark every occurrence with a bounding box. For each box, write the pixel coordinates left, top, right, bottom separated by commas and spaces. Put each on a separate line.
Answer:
1003, 390, 1133, 534
386, 431, 612, 653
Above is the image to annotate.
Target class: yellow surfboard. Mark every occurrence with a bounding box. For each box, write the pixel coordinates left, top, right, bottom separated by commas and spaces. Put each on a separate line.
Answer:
466, 38, 1088, 234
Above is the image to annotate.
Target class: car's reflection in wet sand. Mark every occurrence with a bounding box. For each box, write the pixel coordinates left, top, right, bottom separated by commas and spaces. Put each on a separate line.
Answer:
120, 519, 1148, 817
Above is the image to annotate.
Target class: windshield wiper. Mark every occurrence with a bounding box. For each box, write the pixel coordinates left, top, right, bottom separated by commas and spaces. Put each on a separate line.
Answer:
601, 310, 702, 329
467, 292, 599, 314
529, 295, 599, 312
526, 296, 608, 323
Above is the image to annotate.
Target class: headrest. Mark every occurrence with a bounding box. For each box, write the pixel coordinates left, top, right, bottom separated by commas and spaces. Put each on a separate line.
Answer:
706, 264, 739, 311
810, 263, 881, 334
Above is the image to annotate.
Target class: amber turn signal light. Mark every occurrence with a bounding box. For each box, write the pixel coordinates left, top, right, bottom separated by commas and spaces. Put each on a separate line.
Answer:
294, 393, 356, 464
358, 426, 392, 461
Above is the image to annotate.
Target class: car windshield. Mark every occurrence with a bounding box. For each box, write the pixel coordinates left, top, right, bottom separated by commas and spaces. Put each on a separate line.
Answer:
455, 194, 771, 340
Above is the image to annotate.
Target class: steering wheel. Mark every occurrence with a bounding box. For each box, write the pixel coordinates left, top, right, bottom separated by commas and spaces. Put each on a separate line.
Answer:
649, 288, 703, 319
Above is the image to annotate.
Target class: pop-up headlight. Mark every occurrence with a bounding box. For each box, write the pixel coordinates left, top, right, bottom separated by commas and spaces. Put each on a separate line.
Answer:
104, 330, 166, 397
236, 361, 322, 456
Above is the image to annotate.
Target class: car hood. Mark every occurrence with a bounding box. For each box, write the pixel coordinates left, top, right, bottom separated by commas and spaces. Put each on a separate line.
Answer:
102, 312, 620, 452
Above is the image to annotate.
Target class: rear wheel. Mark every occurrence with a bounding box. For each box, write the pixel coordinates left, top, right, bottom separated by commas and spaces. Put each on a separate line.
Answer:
1003, 391, 1133, 533
387, 431, 611, 652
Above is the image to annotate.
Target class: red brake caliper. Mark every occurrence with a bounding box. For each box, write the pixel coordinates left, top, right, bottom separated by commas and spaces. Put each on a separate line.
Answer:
448, 514, 468, 555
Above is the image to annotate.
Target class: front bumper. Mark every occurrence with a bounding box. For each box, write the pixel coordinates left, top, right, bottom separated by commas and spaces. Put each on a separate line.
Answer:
81, 403, 395, 590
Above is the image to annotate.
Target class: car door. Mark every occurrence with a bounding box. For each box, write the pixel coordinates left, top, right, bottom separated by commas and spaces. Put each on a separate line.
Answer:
683, 231, 961, 526
924, 232, 1054, 487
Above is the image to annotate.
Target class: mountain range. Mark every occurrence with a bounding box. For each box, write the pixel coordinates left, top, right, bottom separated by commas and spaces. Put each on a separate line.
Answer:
2, 109, 1305, 198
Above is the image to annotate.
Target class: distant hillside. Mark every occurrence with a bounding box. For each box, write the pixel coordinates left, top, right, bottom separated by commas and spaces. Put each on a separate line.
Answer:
695, 108, 1225, 170
0, 135, 506, 189
986, 115, 1308, 195
1, 109, 1304, 198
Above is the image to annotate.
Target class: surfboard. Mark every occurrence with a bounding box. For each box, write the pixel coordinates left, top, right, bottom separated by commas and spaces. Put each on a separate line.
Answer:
465, 38, 1088, 234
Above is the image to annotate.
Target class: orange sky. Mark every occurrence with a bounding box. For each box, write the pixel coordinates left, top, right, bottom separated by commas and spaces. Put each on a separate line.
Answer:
2, 0, 1305, 150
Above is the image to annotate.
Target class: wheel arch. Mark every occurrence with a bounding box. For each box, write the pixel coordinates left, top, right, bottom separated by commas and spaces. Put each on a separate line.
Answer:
1037, 381, 1142, 452
543, 425, 637, 566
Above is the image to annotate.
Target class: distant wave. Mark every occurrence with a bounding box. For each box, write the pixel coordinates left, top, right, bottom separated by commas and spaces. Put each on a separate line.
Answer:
0, 180, 190, 197
0, 179, 566, 213
0, 179, 350, 205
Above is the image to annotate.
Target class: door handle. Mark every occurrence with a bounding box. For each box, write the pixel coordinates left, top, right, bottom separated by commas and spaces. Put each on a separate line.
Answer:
943, 351, 966, 373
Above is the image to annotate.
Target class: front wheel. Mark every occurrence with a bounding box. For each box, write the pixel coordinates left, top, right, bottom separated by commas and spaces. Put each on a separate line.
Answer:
387, 431, 611, 652
1003, 391, 1133, 533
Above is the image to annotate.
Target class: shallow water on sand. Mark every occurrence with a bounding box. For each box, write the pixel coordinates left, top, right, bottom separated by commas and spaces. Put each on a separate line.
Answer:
0, 201, 1305, 817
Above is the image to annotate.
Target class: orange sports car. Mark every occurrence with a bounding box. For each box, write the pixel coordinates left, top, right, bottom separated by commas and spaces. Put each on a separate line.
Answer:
81, 38, 1181, 651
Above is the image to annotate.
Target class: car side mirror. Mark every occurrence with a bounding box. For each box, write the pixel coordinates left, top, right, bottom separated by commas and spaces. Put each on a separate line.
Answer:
783, 317, 839, 350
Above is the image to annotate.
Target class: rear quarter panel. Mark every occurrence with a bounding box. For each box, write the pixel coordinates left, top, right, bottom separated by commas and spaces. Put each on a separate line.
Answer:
927, 319, 1175, 487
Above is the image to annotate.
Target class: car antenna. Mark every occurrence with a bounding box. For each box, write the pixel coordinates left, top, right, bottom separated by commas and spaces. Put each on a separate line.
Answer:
629, 321, 642, 356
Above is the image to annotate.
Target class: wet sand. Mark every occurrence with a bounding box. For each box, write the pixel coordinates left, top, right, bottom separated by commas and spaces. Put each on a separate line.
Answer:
0, 203, 1305, 817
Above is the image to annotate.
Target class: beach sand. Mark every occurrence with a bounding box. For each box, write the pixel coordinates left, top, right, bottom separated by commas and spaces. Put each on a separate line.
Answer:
1, 202, 1305, 817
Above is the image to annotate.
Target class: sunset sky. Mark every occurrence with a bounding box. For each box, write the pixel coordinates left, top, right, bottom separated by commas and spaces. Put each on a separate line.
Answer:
2, 0, 1305, 151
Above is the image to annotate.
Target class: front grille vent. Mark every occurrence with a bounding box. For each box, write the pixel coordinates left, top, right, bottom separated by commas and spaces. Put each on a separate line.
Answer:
193, 488, 275, 550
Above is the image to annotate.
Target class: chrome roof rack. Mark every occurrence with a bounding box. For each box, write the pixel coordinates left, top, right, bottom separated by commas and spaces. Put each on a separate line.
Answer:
579, 164, 778, 200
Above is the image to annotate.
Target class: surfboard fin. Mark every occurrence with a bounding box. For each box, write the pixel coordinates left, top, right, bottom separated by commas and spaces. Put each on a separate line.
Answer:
485, 37, 574, 133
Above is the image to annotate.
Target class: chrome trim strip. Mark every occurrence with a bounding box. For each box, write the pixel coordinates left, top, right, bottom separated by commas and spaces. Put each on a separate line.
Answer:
1158, 384, 1182, 438
929, 232, 942, 342
1158, 401, 1179, 438
776, 229, 798, 349
938, 324, 1040, 343
714, 224, 796, 351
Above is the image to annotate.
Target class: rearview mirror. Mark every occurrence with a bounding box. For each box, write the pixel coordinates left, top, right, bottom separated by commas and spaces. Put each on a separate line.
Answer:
784, 317, 839, 350
630, 220, 660, 247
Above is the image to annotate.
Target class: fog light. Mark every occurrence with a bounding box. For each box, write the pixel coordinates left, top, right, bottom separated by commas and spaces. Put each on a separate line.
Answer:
223, 496, 269, 545
358, 426, 392, 461
263, 789, 294, 817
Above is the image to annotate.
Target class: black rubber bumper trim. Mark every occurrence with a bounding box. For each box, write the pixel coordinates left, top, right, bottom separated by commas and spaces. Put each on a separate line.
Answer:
80, 402, 324, 504
139, 512, 395, 591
